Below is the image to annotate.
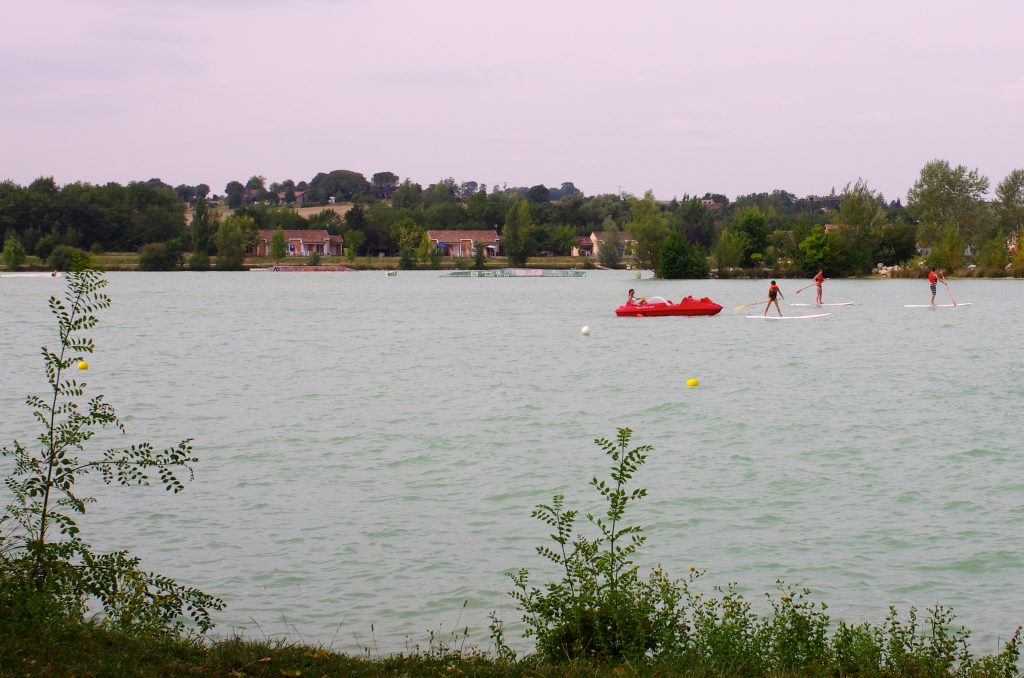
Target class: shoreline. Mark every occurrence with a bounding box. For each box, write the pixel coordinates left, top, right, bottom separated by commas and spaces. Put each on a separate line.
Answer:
11, 253, 1022, 278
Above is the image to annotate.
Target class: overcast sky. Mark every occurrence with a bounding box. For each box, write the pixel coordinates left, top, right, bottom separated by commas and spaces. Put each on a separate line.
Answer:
3, 0, 1022, 201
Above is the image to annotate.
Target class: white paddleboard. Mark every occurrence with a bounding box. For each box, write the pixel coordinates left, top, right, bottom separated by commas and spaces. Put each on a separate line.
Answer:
903, 303, 972, 308
790, 302, 854, 307
746, 313, 831, 320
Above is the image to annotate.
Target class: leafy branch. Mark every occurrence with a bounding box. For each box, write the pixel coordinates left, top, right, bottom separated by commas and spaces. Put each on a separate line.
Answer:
1, 269, 223, 635
504, 428, 679, 661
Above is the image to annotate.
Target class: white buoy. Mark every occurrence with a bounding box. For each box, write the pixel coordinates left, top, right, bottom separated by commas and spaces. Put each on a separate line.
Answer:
581, 325, 591, 336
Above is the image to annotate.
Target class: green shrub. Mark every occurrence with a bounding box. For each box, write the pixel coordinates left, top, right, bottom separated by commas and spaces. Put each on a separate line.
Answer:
138, 242, 183, 271
398, 247, 414, 270
926, 228, 966, 271
213, 215, 248, 270
3, 230, 27, 271
47, 245, 91, 272
35, 234, 57, 260
764, 584, 831, 673
659, 233, 709, 279
506, 429, 689, 662
188, 250, 210, 271
308, 250, 321, 266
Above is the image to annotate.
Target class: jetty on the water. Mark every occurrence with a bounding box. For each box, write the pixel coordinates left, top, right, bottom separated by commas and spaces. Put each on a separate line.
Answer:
445, 268, 586, 278
249, 265, 355, 272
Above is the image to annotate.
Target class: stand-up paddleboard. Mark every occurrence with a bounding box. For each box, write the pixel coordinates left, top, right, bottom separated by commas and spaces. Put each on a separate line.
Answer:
790, 302, 854, 307
0, 272, 62, 278
903, 303, 972, 308
746, 313, 831, 320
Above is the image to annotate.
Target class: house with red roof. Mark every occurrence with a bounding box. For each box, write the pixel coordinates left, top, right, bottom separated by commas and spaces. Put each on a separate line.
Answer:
573, 236, 594, 257
275, 190, 309, 205
701, 199, 727, 212
427, 230, 501, 257
572, 231, 636, 258
253, 229, 343, 256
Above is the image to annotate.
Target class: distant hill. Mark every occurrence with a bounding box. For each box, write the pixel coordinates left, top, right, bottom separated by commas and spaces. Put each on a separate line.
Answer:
186, 202, 355, 224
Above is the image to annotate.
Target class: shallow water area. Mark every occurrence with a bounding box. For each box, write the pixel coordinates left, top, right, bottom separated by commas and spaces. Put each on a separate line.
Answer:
2, 271, 1022, 653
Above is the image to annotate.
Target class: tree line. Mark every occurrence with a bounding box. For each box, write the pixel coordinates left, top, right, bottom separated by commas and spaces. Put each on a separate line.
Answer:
3, 161, 1024, 276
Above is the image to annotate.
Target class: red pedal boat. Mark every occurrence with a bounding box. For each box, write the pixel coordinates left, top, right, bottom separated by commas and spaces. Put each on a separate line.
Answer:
615, 295, 722, 317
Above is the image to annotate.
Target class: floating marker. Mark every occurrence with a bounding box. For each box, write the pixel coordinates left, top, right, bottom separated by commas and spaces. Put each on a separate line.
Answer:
581, 325, 591, 336
77, 361, 89, 370
686, 378, 699, 388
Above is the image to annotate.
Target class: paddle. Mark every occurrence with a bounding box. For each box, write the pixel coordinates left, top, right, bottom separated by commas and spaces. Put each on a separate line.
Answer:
795, 283, 815, 294
734, 299, 769, 311
942, 278, 957, 306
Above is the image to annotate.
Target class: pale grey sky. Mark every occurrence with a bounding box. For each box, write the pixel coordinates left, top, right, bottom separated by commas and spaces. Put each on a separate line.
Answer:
3, 0, 1022, 201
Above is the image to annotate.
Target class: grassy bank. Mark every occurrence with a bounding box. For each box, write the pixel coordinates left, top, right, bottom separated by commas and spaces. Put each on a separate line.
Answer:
0, 617, 663, 678
16, 252, 143, 271
2, 613, 1020, 678
15, 253, 598, 272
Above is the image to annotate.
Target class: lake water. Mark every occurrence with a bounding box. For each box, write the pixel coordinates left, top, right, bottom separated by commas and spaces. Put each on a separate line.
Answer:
2, 271, 1022, 653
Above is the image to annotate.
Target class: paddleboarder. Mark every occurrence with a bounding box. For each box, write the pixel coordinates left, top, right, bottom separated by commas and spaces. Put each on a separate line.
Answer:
812, 269, 825, 305
764, 280, 784, 316
928, 268, 946, 306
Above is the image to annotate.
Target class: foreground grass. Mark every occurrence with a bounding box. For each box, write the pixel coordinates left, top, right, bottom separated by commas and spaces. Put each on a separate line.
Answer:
0, 617, 660, 678
2, 616, 1019, 678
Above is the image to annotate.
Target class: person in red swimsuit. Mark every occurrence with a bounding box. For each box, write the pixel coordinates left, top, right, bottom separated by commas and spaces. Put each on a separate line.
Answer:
927, 268, 945, 305
764, 280, 784, 316
812, 269, 825, 305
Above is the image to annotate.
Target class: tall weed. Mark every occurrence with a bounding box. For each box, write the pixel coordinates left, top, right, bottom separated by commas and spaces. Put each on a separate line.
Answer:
498, 427, 1022, 676
0, 269, 223, 636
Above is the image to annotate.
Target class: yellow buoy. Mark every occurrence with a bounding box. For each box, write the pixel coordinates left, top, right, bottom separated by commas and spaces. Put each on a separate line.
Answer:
77, 361, 89, 370
686, 377, 699, 388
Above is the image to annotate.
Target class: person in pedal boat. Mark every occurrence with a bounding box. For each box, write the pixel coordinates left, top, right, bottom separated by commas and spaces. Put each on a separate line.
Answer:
626, 288, 647, 306
764, 280, 783, 316
928, 268, 945, 306
812, 269, 825, 305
